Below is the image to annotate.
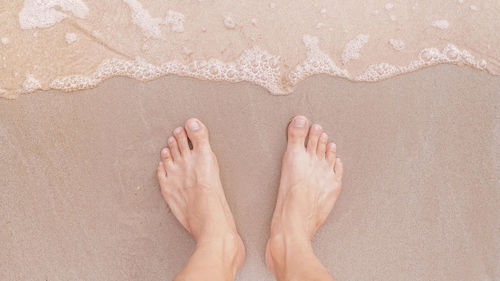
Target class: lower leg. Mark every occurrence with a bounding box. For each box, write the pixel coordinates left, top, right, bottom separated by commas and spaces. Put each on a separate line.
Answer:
266, 116, 344, 281
156, 118, 245, 281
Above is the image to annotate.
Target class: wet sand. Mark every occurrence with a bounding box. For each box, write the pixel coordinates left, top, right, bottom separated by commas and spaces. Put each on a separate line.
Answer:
1, 65, 499, 280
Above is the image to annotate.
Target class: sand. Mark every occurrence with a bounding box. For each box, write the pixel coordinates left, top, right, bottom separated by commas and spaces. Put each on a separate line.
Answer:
1, 65, 499, 280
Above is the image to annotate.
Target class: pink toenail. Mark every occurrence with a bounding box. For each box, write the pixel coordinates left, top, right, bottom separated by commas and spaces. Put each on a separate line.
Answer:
321, 132, 328, 139
294, 118, 306, 128
313, 124, 322, 131
188, 120, 200, 131
174, 127, 183, 134
168, 136, 175, 143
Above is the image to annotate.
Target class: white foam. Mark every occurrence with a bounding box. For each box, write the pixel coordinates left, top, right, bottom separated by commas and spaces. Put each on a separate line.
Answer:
65, 32, 78, 44
123, 0, 162, 37
356, 44, 487, 81
320, 8, 327, 15
389, 39, 405, 51
1, 37, 9, 45
223, 15, 236, 29
432, 20, 449, 30
18, 0, 89, 29
287, 35, 350, 87
470, 5, 480, 11
165, 10, 185, 33
342, 34, 369, 64
458, 0, 464, 3
23, 73, 42, 93
390, 15, 397, 21
315, 22, 325, 29
51, 47, 285, 94
385, 3, 394, 10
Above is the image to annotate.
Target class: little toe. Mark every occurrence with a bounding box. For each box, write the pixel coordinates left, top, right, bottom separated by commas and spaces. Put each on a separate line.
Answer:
156, 161, 167, 187
184, 118, 211, 152
287, 115, 309, 148
326, 142, 337, 168
161, 147, 173, 166
168, 136, 181, 161
317, 132, 328, 159
334, 158, 344, 179
174, 127, 190, 155
306, 124, 323, 154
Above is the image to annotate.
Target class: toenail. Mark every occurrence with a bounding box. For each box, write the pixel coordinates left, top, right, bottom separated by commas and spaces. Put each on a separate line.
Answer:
168, 136, 175, 143
174, 127, 183, 135
188, 120, 200, 131
313, 124, 322, 131
293, 118, 306, 128
321, 132, 328, 139
330, 143, 336, 150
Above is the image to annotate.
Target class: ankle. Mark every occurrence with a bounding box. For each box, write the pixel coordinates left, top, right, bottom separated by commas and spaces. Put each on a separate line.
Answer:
196, 232, 245, 274
267, 233, 314, 271
267, 234, 334, 281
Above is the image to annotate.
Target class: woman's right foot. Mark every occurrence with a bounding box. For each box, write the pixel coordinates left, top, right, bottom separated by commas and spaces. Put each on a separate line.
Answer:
266, 115, 344, 276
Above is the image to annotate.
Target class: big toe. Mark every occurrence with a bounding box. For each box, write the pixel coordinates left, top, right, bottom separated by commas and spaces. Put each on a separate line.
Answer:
287, 115, 309, 148
185, 118, 210, 151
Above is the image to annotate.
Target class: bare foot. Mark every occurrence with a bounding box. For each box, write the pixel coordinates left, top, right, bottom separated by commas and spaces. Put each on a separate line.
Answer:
266, 115, 344, 278
156, 118, 245, 277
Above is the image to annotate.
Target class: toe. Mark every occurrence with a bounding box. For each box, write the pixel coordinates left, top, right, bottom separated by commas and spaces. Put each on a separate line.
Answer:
334, 158, 344, 179
174, 127, 190, 155
307, 124, 323, 154
156, 162, 167, 187
326, 142, 336, 168
317, 132, 328, 159
185, 118, 210, 152
287, 115, 309, 148
161, 147, 173, 167
168, 136, 181, 161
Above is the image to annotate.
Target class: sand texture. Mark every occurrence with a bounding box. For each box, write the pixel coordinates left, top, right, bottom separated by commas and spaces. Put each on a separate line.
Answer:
1, 65, 499, 280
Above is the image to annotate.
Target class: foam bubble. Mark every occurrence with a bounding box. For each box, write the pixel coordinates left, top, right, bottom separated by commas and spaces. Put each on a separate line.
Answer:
389, 39, 405, 51
165, 10, 185, 33
223, 15, 236, 29
315, 22, 325, 29
65, 32, 78, 44
342, 34, 369, 64
385, 3, 394, 10
23, 73, 42, 93
470, 4, 480, 11
287, 35, 350, 86
432, 20, 449, 29
18, 0, 89, 29
1, 37, 9, 45
123, 0, 163, 37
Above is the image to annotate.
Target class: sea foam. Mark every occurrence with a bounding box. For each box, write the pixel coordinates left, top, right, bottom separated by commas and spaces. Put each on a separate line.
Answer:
18, 0, 89, 29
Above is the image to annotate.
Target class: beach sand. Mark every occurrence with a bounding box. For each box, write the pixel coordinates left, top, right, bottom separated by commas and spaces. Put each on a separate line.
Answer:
1, 65, 499, 280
